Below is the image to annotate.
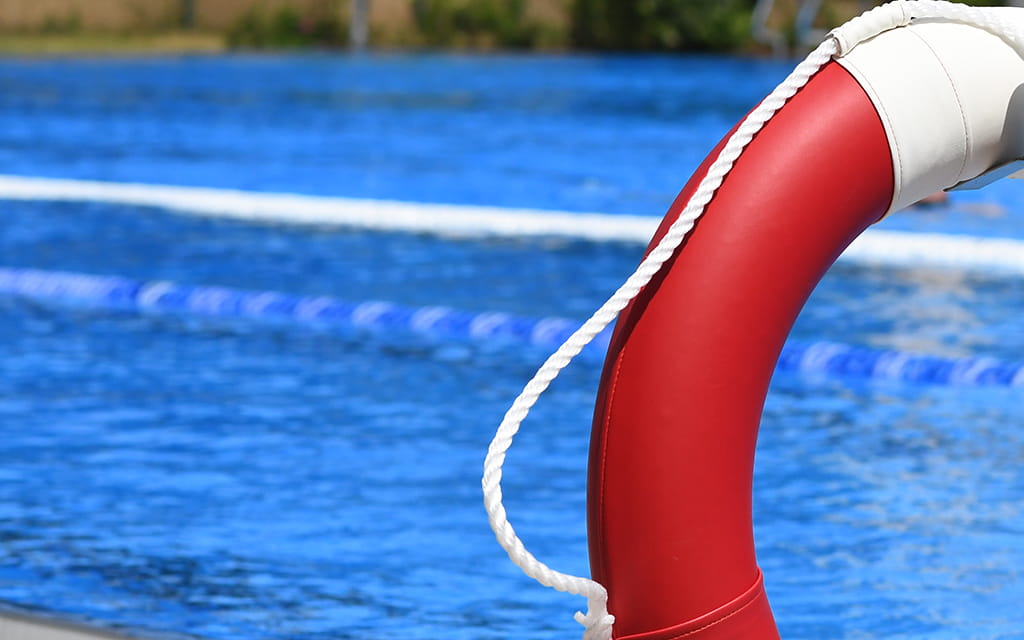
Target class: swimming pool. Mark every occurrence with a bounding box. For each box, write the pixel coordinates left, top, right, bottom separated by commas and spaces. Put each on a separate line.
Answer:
0, 54, 1022, 639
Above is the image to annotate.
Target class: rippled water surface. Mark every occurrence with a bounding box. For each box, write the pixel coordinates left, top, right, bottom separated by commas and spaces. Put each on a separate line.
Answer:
0, 54, 1021, 639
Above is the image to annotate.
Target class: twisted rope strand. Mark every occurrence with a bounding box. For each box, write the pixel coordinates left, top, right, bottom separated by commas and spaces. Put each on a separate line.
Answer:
483, 3, 1024, 639
911, 0, 1024, 49
482, 38, 838, 640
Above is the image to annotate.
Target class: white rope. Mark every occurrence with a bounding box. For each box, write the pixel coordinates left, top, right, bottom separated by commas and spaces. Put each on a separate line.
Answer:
906, 0, 1024, 54
482, 36, 838, 640
828, 0, 1024, 57
482, 3, 1024, 638
829, 1, 1024, 57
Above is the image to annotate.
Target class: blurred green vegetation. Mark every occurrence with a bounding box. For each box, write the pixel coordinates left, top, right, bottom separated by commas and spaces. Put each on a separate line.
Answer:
0, 0, 1014, 55
0, 32, 225, 55
571, 0, 756, 51
411, 0, 552, 49
38, 12, 82, 35
226, 5, 347, 49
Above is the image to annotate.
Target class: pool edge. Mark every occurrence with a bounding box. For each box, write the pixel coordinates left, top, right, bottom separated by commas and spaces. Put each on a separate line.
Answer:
0, 610, 187, 640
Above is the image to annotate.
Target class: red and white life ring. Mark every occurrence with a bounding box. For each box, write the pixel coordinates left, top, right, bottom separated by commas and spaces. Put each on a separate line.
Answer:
587, 7, 1024, 640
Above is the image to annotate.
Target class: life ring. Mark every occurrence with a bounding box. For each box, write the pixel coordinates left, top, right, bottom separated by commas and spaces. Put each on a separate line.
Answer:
587, 7, 1024, 640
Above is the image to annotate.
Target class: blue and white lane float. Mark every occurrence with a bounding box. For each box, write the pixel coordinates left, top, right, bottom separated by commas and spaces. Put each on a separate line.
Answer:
1, 266, 1021, 388
0, 266, 605, 352
2, 174, 1024, 277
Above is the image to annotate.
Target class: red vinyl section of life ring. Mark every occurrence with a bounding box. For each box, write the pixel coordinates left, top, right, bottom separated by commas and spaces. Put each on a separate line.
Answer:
587, 62, 895, 639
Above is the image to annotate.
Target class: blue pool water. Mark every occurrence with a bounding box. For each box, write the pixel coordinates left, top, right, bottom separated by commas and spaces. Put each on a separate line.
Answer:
0, 54, 1022, 639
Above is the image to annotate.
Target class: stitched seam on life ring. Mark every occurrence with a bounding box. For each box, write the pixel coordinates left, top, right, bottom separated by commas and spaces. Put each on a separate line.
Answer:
908, 28, 969, 182
595, 346, 627, 584
836, 57, 901, 216
660, 584, 763, 640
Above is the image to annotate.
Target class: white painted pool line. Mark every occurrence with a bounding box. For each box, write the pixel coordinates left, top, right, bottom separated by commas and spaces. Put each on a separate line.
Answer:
0, 174, 1021, 276
0, 175, 652, 243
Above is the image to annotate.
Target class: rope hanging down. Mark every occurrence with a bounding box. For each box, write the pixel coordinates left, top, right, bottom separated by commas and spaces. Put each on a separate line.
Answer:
481, 3, 1024, 639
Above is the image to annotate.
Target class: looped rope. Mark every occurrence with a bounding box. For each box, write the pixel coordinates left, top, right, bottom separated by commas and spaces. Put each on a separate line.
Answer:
481, 36, 838, 639
482, 2, 1024, 638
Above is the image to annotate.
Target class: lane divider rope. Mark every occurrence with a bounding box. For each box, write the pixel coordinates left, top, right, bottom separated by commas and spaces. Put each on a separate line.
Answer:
0, 266, 611, 352
1, 266, 1019, 387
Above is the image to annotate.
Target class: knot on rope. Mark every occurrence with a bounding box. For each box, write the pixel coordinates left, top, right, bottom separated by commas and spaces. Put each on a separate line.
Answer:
574, 600, 615, 640
829, 0, 912, 57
